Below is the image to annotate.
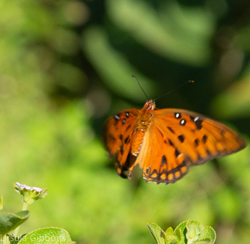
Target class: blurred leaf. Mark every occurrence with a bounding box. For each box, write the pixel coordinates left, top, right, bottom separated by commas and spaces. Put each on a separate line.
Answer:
211, 75, 250, 118
107, 0, 213, 66
0, 211, 29, 235
0, 196, 3, 210
82, 27, 155, 101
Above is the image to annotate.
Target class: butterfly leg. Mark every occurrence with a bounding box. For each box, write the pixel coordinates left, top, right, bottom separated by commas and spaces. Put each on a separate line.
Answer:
127, 165, 135, 180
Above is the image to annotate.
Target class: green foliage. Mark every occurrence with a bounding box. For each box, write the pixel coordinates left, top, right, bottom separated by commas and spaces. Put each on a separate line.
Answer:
0, 198, 3, 211
147, 220, 216, 244
0, 183, 75, 244
147, 222, 166, 244
0, 211, 29, 235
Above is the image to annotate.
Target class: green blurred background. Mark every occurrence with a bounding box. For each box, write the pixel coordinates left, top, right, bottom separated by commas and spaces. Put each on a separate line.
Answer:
1, 0, 250, 243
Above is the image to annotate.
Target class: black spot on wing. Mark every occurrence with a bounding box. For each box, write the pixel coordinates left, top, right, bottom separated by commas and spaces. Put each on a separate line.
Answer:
190, 116, 203, 130
168, 139, 174, 146
178, 135, 185, 143
157, 128, 164, 137
194, 138, 199, 147
202, 134, 208, 143
160, 155, 167, 167
175, 148, 181, 158
125, 124, 131, 131
167, 127, 175, 133
124, 136, 130, 144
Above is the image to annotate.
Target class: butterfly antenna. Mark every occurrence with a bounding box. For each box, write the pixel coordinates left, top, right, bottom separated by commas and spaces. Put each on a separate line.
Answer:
155, 80, 194, 101
132, 75, 150, 100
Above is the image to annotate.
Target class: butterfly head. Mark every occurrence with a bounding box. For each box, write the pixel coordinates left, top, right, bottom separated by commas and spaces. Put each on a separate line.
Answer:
144, 100, 155, 111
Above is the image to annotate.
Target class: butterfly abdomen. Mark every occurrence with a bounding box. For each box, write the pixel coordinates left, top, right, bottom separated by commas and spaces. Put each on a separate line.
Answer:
131, 129, 145, 156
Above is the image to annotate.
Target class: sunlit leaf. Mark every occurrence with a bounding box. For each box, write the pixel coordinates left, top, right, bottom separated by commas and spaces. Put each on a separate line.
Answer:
18, 227, 75, 244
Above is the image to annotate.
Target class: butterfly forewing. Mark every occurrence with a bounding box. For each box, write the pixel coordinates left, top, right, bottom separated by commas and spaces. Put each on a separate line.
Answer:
155, 109, 246, 165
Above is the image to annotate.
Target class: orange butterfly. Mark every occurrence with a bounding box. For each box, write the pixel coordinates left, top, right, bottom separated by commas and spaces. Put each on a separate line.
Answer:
104, 99, 246, 185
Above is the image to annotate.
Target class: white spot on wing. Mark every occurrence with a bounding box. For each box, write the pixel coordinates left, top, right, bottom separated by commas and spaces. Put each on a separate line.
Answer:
180, 119, 186, 125
175, 113, 180, 119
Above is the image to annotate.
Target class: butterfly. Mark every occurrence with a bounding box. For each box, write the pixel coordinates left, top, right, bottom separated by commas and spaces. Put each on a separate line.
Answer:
103, 99, 246, 185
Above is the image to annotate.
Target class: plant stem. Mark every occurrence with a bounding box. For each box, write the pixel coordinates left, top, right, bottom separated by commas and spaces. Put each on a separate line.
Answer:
13, 202, 29, 237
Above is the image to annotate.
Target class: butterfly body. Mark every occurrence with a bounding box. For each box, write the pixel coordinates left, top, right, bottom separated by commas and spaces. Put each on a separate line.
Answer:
104, 100, 246, 185
131, 100, 155, 156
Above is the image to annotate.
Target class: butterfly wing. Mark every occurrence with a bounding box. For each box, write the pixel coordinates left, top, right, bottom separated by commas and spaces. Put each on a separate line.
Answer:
133, 109, 246, 184
103, 108, 139, 177
134, 124, 190, 184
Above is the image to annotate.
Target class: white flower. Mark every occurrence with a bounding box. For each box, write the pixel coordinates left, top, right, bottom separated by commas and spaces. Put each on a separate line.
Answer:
14, 182, 47, 205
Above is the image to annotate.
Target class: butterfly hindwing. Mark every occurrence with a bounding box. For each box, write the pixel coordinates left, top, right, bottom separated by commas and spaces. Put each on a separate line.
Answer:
134, 124, 191, 184
103, 108, 139, 177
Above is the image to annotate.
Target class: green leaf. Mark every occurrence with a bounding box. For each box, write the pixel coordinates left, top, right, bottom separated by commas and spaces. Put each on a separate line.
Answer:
185, 220, 216, 244
194, 225, 216, 244
186, 220, 202, 243
18, 227, 75, 244
170, 220, 216, 244
174, 220, 187, 243
165, 227, 179, 244
0, 211, 29, 235
147, 222, 166, 244
0, 196, 3, 210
